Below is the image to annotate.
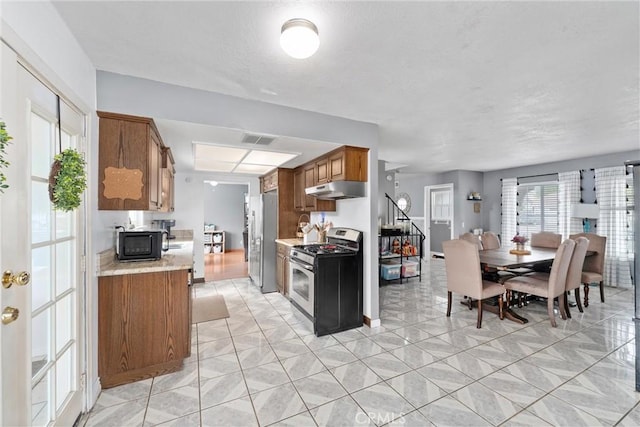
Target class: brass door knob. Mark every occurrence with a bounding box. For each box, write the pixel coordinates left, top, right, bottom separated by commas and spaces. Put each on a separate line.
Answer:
2, 270, 31, 289
2, 307, 19, 325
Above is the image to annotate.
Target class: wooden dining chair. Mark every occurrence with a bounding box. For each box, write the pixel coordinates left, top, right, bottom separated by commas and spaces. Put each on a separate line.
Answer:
570, 232, 607, 307
502, 239, 575, 327
442, 239, 504, 328
481, 232, 501, 250
564, 236, 590, 318
459, 232, 483, 250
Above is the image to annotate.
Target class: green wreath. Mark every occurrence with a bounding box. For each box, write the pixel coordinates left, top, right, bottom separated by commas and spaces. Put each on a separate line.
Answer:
0, 120, 12, 193
48, 148, 87, 211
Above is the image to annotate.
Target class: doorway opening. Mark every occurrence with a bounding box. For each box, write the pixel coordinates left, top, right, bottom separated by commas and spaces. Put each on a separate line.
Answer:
203, 182, 249, 281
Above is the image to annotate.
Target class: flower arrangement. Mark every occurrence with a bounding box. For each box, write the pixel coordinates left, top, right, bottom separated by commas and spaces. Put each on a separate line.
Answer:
511, 234, 528, 244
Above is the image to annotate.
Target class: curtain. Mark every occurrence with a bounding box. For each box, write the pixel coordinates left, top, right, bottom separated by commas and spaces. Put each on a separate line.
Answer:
501, 178, 517, 243
558, 171, 582, 239
595, 166, 633, 288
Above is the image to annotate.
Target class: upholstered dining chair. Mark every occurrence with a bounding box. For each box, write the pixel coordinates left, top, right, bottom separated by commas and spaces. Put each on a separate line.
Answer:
442, 239, 504, 328
481, 232, 501, 250
530, 232, 562, 249
459, 232, 483, 250
563, 236, 590, 318
570, 232, 607, 307
502, 239, 575, 327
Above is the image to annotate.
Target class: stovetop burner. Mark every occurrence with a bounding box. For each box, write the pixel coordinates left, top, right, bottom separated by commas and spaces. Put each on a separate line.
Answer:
294, 243, 355, 256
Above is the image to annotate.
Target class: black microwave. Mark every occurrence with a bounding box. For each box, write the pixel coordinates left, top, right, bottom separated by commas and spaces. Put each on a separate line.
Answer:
116, 230, 166, 261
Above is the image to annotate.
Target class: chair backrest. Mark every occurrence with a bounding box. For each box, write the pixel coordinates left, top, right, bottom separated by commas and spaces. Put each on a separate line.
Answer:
459, 233, 483, 250
442, 239, 484, 300
547, 239, 576, 298
570, 232, 606, 274
565, 236, 589, 291
530, 232, 562, 249
481, 232, 501, 250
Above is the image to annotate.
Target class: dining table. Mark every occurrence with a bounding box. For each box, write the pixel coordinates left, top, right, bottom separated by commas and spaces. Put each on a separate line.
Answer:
470, 246, 594, 324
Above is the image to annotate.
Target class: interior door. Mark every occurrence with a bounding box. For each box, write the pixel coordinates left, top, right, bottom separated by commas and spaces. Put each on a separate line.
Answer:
424, 184, 455, 255
1, 42, 85, 426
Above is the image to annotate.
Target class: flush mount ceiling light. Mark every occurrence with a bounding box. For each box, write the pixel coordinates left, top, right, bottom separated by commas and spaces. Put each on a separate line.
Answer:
280, 18, 319, 59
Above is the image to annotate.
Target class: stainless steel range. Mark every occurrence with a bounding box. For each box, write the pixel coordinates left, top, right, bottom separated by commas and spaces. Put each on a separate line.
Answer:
289, 227, 363, 336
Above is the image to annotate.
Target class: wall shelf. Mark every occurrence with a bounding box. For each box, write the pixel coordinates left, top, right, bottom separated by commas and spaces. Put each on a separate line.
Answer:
204, 230, 225, 254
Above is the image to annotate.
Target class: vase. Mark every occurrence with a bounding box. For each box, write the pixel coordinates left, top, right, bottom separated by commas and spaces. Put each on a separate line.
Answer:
516, 243, 525, 251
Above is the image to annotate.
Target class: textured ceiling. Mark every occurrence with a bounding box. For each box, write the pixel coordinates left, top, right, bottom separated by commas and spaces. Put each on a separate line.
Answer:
52, 1, 639, 173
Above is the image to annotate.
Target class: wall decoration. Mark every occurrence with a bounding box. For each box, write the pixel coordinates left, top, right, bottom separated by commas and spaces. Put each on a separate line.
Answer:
49, 148, 87, 211
0, 120, 12, 193
103, 166, 143, 201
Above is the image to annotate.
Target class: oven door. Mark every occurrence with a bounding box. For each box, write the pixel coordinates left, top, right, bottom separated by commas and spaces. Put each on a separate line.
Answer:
289, 258, 315, 317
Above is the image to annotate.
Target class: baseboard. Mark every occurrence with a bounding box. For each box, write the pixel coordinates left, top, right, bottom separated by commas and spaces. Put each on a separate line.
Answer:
193, 277, 205, 284
363, 316, 381, 328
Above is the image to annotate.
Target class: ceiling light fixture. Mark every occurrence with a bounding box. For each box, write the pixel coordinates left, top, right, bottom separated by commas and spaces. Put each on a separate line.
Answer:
280, 18, 319, 59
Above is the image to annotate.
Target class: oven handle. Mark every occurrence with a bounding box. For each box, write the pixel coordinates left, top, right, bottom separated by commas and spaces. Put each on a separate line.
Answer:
289, 258, 314, 272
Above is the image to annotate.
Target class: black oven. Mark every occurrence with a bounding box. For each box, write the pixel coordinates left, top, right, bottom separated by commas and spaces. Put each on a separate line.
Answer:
116, 230, 166, 261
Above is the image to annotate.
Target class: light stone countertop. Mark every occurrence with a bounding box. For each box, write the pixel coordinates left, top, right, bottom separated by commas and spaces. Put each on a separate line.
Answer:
97, 239, 194, 277
275, 238, 303, 247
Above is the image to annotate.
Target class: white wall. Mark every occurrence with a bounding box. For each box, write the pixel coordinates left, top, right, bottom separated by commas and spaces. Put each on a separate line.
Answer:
1, 0, 102, 410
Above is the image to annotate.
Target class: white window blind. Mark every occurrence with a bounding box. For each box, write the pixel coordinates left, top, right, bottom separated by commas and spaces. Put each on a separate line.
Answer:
517, 180, 559, 237
501, 178, 517, 242
431, 189, 452, 221
558, 171, 582, 238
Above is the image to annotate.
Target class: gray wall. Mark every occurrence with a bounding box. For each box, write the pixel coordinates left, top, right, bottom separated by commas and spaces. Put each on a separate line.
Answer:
482, 150, 639, 234
203, 183, 247, 250
396, 150, 639, 239
378, 161, 396, 226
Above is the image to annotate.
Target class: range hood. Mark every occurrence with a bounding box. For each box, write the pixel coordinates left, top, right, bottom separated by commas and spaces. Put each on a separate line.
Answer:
305, 181, 366, 200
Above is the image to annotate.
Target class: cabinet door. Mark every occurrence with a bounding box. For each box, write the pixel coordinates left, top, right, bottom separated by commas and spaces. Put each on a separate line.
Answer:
149, 130, 162, 210
160, 168, 174, 212
316, 157, 329, 184
328, 151, 346, 181
276, 252, 285, 294
293, 167, 305, 211
304, 165, 317, 210
283, 249, 290, 297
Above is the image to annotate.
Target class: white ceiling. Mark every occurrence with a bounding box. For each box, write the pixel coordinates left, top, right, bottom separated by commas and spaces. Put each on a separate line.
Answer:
53, 1, 639, 173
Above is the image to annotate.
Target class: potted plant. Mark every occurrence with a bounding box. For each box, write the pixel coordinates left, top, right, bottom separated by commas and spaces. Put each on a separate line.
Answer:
0, 120, 12, 193
48, 148, 87, 211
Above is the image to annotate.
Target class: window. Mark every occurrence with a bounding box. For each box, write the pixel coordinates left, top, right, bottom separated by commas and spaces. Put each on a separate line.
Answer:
431, 189, 452, 221
517, 181, 559, 237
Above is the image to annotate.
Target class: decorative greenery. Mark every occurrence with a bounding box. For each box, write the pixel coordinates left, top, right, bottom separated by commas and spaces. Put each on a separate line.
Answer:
50, 148, 87, 211
0, 120, 12, 193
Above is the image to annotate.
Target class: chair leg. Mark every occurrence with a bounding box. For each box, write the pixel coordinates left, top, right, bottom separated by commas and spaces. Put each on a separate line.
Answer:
467, 298, 473, 310
477, 299, 483, 329
447, 291, 452, 317
558, 293, 567, 320
584, 283, 590, 307
599, 281, 605, 303
574, 288, 583, 313
547, 297, 557, 327
564, 291, 571, 319
498, 295, 504, 320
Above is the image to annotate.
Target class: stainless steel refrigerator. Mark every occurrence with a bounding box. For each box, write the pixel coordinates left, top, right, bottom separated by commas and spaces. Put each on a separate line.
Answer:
249, 191, 278, 293
626, 160, 640, 391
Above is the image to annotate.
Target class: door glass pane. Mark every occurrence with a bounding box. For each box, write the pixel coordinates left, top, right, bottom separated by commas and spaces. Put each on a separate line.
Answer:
56, 346, 74, 411
32, 371, 50, 427
56, 210, 73, 239
31, 112, 52, 178
32, 181, 52, 244
32, 246, 52, 310
56, 241, 74, 296
56, 294, 73, 354
32, 307, 51, 378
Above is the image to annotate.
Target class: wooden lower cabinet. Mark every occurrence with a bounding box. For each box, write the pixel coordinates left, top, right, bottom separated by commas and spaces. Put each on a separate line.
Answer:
98, 269, 191, 388
276, 243, 291, 296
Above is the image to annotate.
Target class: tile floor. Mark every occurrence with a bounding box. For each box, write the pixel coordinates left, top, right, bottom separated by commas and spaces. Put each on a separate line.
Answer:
84, 258, 639, 426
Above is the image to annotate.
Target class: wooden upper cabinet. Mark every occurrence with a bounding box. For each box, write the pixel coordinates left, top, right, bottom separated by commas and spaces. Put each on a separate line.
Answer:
160, 147, 175, 212
304, 164, 335, 212
293, 167, 305, 211
261, 169, 278, 193
314, 146, 368, 185
98, 111, 166, 211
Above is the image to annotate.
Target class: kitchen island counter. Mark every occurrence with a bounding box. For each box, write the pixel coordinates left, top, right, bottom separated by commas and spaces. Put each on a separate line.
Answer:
97, 239, 194, 277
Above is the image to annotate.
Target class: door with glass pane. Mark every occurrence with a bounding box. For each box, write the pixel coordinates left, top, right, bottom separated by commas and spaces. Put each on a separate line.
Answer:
1, 44, 85, 426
